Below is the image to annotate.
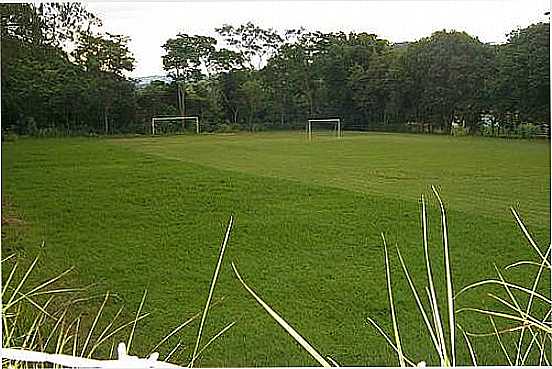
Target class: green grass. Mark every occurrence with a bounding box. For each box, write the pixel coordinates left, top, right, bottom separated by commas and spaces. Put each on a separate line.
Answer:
2, 131, 550, 366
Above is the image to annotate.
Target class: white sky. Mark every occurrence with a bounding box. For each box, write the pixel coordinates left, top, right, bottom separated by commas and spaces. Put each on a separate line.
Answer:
86, 0, 550, 77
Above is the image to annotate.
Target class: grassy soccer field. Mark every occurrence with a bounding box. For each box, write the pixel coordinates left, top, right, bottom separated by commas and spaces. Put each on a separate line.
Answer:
2, 131, 550, 366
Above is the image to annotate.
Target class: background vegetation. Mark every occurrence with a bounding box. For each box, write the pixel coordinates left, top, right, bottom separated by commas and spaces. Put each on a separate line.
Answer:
1, 3, 549, 137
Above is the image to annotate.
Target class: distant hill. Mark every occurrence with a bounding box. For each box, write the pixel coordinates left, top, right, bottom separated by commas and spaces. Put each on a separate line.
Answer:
134, 75, 172, 88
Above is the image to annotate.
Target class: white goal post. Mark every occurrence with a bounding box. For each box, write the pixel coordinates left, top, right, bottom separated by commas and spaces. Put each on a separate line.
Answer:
151, 116, 199, 135
307, 118, 342, 140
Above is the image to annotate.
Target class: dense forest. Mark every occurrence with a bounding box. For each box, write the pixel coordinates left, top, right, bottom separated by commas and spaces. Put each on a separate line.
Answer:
1, 3, 550, 137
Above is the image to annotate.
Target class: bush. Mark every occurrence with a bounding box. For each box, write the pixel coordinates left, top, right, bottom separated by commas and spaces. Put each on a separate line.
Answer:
215, 123, 241, 133
2, 130, 18, 142
250, 123, 266, 132
516, 123, 538, 138
451, 126, 467, 136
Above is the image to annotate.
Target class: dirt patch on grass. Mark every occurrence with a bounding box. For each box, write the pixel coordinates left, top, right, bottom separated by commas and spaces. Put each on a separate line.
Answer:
2, 197, 30, 254
2, 197, 26, 226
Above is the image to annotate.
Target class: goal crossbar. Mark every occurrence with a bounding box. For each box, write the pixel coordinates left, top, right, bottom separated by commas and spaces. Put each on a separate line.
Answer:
307, 118, 342, 140
151, 116, 199, 135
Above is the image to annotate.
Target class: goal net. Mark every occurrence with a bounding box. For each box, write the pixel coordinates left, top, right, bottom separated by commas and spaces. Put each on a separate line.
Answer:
307, 118, 342, 140
151, 116, 200, 135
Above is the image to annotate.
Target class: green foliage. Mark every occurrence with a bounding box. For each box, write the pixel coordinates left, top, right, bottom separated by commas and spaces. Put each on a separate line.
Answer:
0, 2, 100, 47
73, 32, 135, 76
400, 30, 496, 132
162, 34, 215, 82
1, 6, 549, 136
516, 123, 539, 139
161, 33, 218, 116
495, 23, 550, 124
451, 126, 468, 136
215, 22, 282, 69
1, 3, 136, 136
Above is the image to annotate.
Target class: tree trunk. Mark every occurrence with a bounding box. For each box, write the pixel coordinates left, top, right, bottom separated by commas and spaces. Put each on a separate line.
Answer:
104, 107, 109, 135
177, 83, 186, 117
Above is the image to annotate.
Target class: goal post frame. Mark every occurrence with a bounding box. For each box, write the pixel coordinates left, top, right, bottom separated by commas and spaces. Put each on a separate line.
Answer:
151, 116, 200, 135
307, 118, 342, 140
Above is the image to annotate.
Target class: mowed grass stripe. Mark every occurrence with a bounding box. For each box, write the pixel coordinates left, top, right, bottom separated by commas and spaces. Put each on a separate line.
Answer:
116, 132, 550, 228
2, 134, 549, 366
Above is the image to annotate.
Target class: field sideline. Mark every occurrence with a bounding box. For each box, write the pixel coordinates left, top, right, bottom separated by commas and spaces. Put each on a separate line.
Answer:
2, 131, 550, 366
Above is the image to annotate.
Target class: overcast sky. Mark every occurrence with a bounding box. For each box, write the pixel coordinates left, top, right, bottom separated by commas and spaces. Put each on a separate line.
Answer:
87, 0, 550, 77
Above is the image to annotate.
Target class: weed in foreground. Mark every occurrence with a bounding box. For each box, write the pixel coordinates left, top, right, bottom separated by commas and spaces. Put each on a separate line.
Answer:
1, 217, 236, 368
229, 187, 550, 367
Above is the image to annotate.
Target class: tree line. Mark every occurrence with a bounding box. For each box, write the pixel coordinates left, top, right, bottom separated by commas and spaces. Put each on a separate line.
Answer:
1, 3, 549, 137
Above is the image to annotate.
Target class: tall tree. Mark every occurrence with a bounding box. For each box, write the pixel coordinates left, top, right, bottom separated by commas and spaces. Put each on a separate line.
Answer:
0, 2, 99, 47
162, 34, 216, 116
400, 30, 495, 133
73, 31, 135, 133
216, 22, 283, 69
495, 22, 550, 126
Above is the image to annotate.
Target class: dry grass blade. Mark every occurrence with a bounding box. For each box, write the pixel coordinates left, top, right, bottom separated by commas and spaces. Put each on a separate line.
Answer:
27, 311, 48, 350
149, 310, 202, 355
464, 323, 530, 337
127, 289, 148, 352
109, 338, 116, 359
81, 291, 110, 357
165, 341, 183, 362
73, 316, 81, 357
10, 289, 56, 319
488, 264, 526, 366
2, 262, 18, 297
431, 186, 455, 367
457, 324, 477, 366
190, 321, 236, 366
21, 297, 54, 349
5, 256, 39, 309
87, 312, 151, 353
459, 308, 552, 334
190, 215, 233, 368
381, 233, 405, 367
489, 316, 513, 365
8, 267, 75, 308
87, 305, 125, 357
365, 317, 416, 367
490, 263, 542, 365
54, 314, 69, 354
2, 253, 16, 263
231, 261, 332, 367
26, 287, 84, 299
396, 244, 440, 357
502, 244, 550, 365
58, 316, 81, 356
520, 326, 542, 365
425, 286, 448, 366
505, 260, 547, 270
326, 355, 340, 367
486, 293, 549, 334
510, 207, 550, 268
421, 194, 448, 366
455, 280, 551, 304
43, 308, 68, 351
4, 303, 22, 347
538, 333, 550, 365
